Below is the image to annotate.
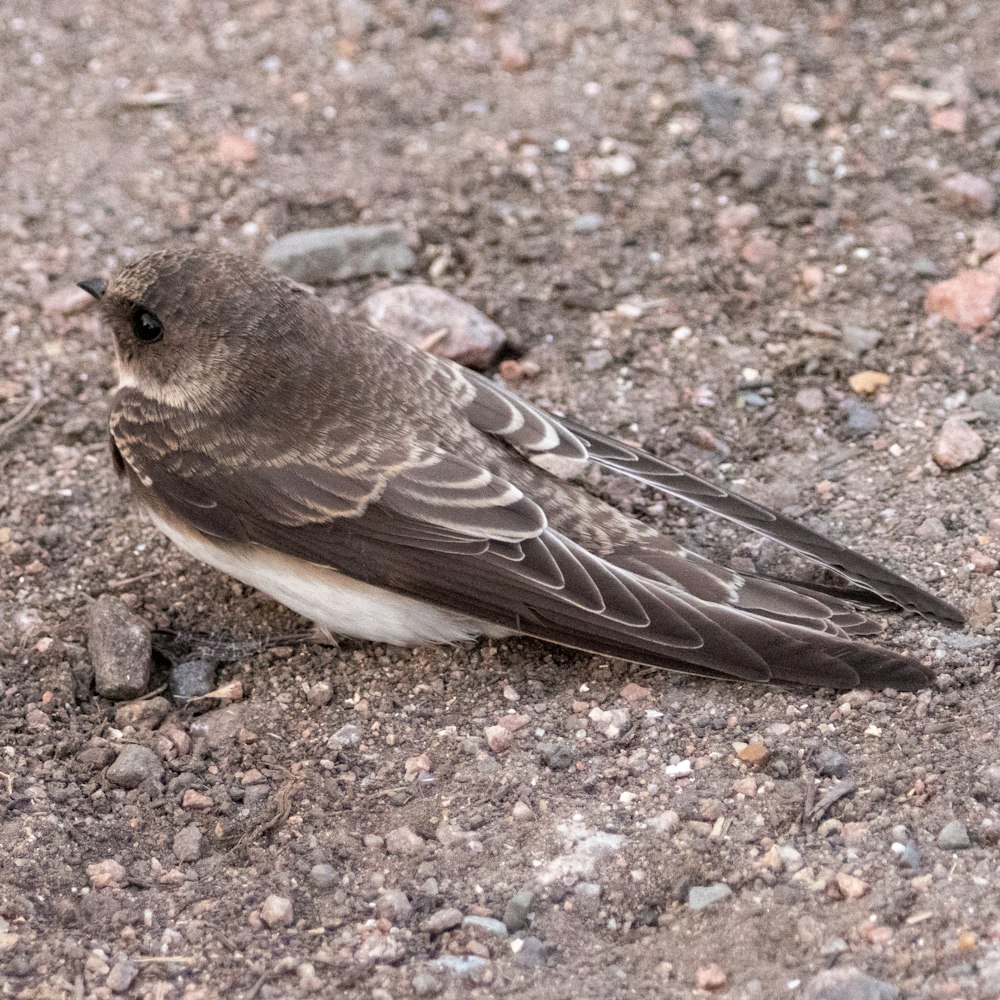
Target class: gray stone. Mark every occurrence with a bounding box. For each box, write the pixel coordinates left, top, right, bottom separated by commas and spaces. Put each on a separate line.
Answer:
431, 955, 491, 983
106, 958, 139, 994
803, 967, 899, 1000
89, 596, 152, 700
840, 397, 881, 437
538, 741, 575, 770
513, 935, 547, 969
309, 863, 337, 889
331, 723, 361, 748
107, 744, 163, 789
260, 894, 294, 928
172, 823, 203, 862
412, 972, 443, 996
189, 703, 246, 748
573, 881, 602, 914
421, 907, 463, 934
360, 284, 507, 370
503, 888, 534, 932
583, 349, 613, 372
688, 883, 733, 911
462, 915, 508, 940
375, 889, 412, 924
263, 225, 414, 284
937, 819, 971, 850
841, 325, 882, 355
970, 390, 1000, 422
815, 747, 850, 778
571, 212, 604, 233
169, 659, 216, 699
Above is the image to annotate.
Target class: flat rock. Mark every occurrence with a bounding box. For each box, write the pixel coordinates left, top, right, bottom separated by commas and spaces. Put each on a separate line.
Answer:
803, 967, 899, 1000
88, 595, 152, 700
360, 284, 507, 369
461, 915, 508, 940
263, 225, 415, 284
688, 883, 733, 911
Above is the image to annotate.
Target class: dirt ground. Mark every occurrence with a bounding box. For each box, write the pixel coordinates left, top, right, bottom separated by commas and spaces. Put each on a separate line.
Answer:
2, 1, 1000, 997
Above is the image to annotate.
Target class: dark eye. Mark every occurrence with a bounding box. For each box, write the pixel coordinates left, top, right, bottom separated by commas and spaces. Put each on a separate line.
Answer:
131, 306, 163, 343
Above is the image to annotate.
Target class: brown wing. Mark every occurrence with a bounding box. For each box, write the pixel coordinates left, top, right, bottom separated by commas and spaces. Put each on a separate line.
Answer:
461, 372, 964, 626
110, 389, 933, 691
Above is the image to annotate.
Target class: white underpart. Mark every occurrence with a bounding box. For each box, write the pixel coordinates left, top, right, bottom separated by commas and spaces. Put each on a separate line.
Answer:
148, 510, 513, 646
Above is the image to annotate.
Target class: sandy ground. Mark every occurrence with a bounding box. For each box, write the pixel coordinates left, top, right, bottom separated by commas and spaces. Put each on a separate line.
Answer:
2, 1, 1000, 997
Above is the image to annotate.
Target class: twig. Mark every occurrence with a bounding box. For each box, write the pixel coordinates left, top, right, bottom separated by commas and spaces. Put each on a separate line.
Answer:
0, 384, 44, 448
808, 779, 857, 822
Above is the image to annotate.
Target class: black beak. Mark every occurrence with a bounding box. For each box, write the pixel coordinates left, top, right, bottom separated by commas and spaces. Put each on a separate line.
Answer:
77, 277, 107, 300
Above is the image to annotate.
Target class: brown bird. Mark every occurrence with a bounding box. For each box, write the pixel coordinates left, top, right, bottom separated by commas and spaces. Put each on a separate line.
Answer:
80, 249, 962, 691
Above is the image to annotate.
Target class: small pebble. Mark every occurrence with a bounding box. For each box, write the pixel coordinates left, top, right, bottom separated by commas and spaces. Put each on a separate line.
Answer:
571, 212, 604, 233
260, 894, 294, 928
510, 801, 534, 824
87, 859, 127, 889
375, 889, 412, 924
932, 418, 986, 471
737, 743, 769, 768
421, 907, 464, 934
688, 884, 732, 911
503, 889, 534, 932
512, 935, 546, 969
695, 963, 727, 991
169, 659, 217, 699
172, 823, 203, 862
833, 873, 869, 899
386, 826, 425, 855
462, 915, 508, 940
360, 284, 507, 370
840, 397, 881, 437
105, 958, 139, 994
412, 971, 444, 996
264, 225, 415, 285
189, 703, 246, 748
940, 172, 996, 217
216, 133, 258, 165
925, 269, 1000, 330
114, 697, 169, 731
794, 387, 825, 414
484, 725, 513, 753
538, 741, 575, 770
803, 967, 899, 1000
815, 747, 850, 778
309, 863, 337, 889
88, 595, 152, 700
331, 723, 361, 748
107, 744, 163, 789
937, 819, 970, 850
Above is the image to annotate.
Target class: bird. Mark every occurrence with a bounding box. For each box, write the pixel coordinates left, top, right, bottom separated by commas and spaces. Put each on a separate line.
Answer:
79, 248, 963, 692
